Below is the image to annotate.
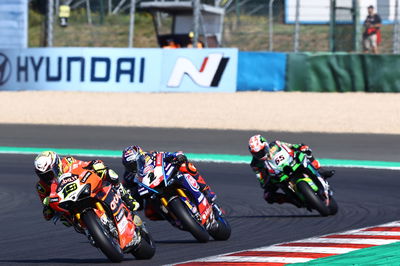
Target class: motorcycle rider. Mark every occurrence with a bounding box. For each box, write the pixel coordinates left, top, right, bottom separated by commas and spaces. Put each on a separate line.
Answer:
34, 151, 139, 224
121, 145, 217, 220
248, 134, 335, 206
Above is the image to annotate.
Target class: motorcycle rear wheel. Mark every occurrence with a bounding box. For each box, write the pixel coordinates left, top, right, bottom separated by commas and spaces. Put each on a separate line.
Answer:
168, 197, 209, 243
82, 209, 124, 263
297, 181, 330, 217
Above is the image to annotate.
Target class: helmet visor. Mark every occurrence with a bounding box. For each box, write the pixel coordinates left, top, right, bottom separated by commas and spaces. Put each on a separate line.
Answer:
125, 161, 137, 173
36, 169, 55, 184
253, 146, 270, 160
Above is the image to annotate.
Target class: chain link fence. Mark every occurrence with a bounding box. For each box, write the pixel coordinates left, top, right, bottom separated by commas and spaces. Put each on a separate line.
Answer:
223, 0, 400, 54
29, 0, 400, 53
29, 0, 158, 47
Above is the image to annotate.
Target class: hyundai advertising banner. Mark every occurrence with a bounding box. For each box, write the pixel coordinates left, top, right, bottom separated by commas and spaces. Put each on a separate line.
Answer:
0, 48, 238, 92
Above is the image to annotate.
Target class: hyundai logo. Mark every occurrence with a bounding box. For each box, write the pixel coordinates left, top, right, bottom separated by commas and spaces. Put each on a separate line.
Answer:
0, 53, 11, 86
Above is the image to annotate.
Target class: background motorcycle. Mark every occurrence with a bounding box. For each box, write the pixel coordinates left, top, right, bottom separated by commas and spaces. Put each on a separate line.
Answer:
49, 166, 155, 262
269, 149, 338, 216
132, 153, 231, 243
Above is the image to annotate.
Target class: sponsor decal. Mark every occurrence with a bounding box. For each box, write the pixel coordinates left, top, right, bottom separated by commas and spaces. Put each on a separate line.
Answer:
49, 197, 59, 203
115, 208, 124, 222
60, 175, 78, 186
0, 53, 12, 86
117, 216, 128, 234
143, 165, 154, 175
167, 53, 229, 88
13, 55, 145, 84
184, 174, 200, 192
81, 171, 91, 183
156, 153, 163, 166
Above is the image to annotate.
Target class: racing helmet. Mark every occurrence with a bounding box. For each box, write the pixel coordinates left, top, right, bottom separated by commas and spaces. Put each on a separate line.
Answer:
122, 145, 143, 173
248, 135, 270, 160
34, 151, 62, 185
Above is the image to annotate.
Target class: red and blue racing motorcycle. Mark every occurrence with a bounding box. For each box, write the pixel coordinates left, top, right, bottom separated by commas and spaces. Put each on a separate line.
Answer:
131, 153, 231, 243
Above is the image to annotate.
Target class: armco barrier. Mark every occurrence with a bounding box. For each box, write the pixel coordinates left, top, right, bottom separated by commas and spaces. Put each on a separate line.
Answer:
0, 48, 237, 92
237, 52, 286, 91
286, 53, 400, 92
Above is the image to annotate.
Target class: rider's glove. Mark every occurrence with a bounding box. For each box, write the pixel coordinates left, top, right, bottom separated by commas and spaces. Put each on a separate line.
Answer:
300, 145, 312, 156
122, 193, 140, 211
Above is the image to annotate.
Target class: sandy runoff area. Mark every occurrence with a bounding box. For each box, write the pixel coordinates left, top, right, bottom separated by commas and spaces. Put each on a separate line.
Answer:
0, 91, 399, 135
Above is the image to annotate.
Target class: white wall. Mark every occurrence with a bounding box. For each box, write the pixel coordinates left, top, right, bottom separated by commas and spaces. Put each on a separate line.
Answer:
0, 0, 28, 48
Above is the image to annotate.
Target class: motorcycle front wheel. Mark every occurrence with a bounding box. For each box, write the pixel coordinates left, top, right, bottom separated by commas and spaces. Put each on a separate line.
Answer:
131, 225, 156, 260
328, 196, 339, 215
82, 209, 124, 262
297, 181, 330, 217
168, 197, 209, 243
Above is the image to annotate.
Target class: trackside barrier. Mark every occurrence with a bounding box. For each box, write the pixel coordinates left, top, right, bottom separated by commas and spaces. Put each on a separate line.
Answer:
286, 53, 400, 92
0, 48, 238, 92
237, 52, 286, 91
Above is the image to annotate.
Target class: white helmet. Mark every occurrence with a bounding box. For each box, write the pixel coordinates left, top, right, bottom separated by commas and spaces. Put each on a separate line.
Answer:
34, 151, 62, 184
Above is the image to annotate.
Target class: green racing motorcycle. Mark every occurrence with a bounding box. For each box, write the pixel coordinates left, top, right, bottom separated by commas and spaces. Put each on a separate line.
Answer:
268, 147, 338, 217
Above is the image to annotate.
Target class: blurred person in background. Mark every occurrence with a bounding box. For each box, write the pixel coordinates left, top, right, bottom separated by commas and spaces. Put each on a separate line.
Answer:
187, 32, 204, 48
363, 5, 382, 54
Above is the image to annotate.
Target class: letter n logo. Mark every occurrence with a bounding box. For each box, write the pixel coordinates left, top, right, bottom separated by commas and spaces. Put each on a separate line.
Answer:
167, 53, 229, 88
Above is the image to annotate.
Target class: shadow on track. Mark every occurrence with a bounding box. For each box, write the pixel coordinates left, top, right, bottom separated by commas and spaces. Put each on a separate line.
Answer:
155, 239, 201, 244
228, 214, 321, 218
0, 258, 130, 264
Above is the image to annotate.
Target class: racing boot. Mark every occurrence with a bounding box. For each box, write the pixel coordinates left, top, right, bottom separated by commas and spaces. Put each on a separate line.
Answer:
310, 159, 335, 179
318, 167, 335, 179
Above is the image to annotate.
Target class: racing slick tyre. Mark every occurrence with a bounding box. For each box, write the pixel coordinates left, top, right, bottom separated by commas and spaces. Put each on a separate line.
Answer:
131, 226, 156, 260
209, 217, 231, 241
168, 197, 209, 243
328, 197, 339, 216
297, 181, 330, 217
82, 209, 124, 263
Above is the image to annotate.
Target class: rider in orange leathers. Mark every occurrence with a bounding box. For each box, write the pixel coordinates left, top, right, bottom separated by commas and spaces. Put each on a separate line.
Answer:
34, 151, 139, 224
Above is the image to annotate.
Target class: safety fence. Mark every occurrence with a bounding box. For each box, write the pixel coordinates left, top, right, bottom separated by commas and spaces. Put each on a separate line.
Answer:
1, 48, 400, 92
27, 0, 400, 54
286, 53, 400, 92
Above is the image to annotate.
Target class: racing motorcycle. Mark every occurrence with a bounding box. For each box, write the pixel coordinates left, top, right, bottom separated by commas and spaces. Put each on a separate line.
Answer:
48, 165, 156, 262
132, 153, 231, 243
268, 147, 338, 217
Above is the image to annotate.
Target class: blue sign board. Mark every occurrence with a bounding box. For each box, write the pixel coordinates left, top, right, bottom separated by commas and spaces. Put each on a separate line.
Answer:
0, 48, 238, 92
237, 52, 286, 91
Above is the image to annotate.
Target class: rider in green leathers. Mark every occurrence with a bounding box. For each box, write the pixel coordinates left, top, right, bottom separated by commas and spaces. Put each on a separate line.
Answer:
248, 134, 335, 206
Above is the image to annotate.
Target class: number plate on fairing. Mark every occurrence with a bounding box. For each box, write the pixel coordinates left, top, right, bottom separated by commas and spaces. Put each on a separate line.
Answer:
270, 150, 293, 170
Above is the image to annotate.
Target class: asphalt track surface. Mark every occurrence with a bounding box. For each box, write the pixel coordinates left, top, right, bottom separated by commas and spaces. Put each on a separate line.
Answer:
1, 124, 400, 265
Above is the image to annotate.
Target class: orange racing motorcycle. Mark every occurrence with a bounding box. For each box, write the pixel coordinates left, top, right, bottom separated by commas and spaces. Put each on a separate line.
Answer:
48, 165, 155, 262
